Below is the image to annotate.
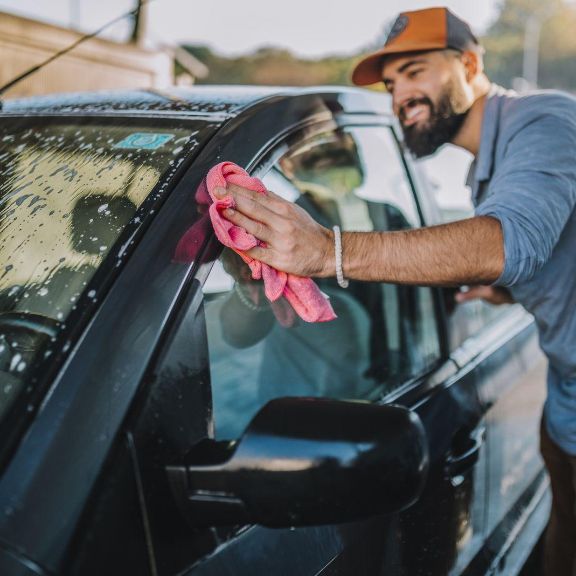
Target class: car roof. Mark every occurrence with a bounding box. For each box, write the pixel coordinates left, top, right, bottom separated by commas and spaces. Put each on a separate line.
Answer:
1, 85, 393, 120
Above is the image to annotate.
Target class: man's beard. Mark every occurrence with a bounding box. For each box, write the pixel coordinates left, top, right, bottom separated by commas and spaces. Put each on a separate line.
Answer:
401, 86, 469, 159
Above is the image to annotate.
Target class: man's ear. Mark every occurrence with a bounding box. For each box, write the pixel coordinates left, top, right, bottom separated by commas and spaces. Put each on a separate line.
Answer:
461, 50, 481, 82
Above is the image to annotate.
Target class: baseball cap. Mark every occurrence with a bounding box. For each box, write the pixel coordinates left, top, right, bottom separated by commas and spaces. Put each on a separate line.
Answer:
351, 7, 480, 86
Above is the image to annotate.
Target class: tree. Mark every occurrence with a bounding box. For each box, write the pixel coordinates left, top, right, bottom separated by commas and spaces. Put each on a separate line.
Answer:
482, 0, 576, 90
181, 45, 354, 86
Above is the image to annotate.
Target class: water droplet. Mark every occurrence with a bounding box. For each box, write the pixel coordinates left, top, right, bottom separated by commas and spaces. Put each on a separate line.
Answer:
9, 353, 22, 372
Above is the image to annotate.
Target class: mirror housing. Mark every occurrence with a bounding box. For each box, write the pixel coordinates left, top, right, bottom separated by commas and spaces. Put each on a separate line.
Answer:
167, 397, 428, 527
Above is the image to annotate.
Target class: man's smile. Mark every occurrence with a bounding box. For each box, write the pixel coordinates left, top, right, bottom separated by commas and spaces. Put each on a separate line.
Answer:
401, 101, 430, 127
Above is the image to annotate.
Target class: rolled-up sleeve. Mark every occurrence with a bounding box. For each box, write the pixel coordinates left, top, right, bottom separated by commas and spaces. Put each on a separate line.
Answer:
475, 114, 576, 287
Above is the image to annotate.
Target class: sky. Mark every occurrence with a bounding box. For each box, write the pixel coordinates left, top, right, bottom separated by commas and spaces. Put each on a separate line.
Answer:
0, 0, 499, 58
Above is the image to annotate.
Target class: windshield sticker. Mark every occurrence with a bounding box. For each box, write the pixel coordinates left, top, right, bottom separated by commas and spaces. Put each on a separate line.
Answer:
114, 133, 175, 150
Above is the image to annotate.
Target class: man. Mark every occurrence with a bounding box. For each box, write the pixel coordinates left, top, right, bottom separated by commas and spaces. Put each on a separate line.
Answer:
214, 8, 576, 574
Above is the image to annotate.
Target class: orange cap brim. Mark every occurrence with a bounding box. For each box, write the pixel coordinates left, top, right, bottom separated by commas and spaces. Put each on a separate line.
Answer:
351, 41, 446, 86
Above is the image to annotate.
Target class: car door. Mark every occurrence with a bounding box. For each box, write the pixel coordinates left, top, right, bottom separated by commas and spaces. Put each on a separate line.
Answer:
444, 283, 548, 576
454, 306, 548, 575
135, 119, 490, 576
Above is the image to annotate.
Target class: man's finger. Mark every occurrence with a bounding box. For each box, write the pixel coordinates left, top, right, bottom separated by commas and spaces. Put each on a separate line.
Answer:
227, 183, 292, 217
455, 286, 487, 303
455, 291, 472, 303
223, 207, 272, 243
227, 189, 286, 231
213, 186, 227, 198
243, 245, 274, 266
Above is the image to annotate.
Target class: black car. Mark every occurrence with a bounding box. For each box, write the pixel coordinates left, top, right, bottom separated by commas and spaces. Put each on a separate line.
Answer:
0, 86, 548, 576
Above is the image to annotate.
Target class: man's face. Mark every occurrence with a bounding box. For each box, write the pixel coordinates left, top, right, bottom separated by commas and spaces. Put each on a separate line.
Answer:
381, 50, 472, 158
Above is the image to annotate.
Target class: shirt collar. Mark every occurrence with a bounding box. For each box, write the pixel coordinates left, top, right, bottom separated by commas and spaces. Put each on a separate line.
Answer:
473, 84, 506, 183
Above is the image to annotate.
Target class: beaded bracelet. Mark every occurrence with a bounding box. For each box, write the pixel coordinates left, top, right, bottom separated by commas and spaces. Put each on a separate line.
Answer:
233, 282, 270, 312
332, 225, 349, 289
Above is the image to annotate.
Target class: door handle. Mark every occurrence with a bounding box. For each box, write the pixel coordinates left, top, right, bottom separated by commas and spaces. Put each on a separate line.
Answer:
445, 426, 485, 486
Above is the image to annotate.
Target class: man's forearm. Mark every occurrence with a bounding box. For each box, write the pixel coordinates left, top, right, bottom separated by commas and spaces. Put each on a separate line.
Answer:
336, 216, 504, 286
217, 185, 504, 286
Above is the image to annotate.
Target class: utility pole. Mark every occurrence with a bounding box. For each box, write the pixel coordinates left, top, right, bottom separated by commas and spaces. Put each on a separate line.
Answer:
130, 0, 148, 47
522, 13, 542, 89
521, 3, 571, 90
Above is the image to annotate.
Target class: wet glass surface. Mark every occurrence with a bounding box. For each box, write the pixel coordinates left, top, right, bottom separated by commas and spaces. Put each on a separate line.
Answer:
0, 117, 209, 427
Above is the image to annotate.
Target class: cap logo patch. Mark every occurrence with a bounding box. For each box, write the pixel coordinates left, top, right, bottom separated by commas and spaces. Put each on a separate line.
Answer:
386, 15, 409, 45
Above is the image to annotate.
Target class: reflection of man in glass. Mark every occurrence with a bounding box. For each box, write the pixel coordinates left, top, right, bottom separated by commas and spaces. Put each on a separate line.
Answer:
217, 131, 415, 419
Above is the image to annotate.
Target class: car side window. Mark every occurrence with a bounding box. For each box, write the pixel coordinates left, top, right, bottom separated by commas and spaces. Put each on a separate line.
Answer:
419, 146, 513, 350
202, 126, 441, 440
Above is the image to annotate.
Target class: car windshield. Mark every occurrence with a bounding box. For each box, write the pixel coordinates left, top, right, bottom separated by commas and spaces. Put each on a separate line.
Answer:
0, 116, 210, 427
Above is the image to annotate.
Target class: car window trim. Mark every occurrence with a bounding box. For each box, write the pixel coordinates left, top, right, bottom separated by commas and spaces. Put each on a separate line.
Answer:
397, 307, 535, 414
449, 305, 534, 370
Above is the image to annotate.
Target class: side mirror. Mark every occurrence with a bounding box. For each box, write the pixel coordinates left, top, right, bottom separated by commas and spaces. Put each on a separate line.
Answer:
167, 397, 428, 527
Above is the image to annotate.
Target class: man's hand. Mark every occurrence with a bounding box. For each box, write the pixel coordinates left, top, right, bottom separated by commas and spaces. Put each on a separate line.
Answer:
456, 285, 515, 305
214, 183, 334, 277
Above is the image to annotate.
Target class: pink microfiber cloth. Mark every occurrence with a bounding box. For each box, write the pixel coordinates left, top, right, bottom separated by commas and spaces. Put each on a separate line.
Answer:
175, 161, 336, 323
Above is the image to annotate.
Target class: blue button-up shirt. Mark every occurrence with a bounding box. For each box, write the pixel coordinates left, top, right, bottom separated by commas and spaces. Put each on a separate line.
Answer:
469, 85, 576, 455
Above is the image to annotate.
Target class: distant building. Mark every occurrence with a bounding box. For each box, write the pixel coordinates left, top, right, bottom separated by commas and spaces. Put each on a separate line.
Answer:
0, 11, 207, 98
170, 44, 209, 87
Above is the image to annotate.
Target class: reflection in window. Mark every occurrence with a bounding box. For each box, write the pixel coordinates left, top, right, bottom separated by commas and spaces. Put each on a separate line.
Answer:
203, 127, 440, 439
419, 146, 514, 349
418, 145, 474, 223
